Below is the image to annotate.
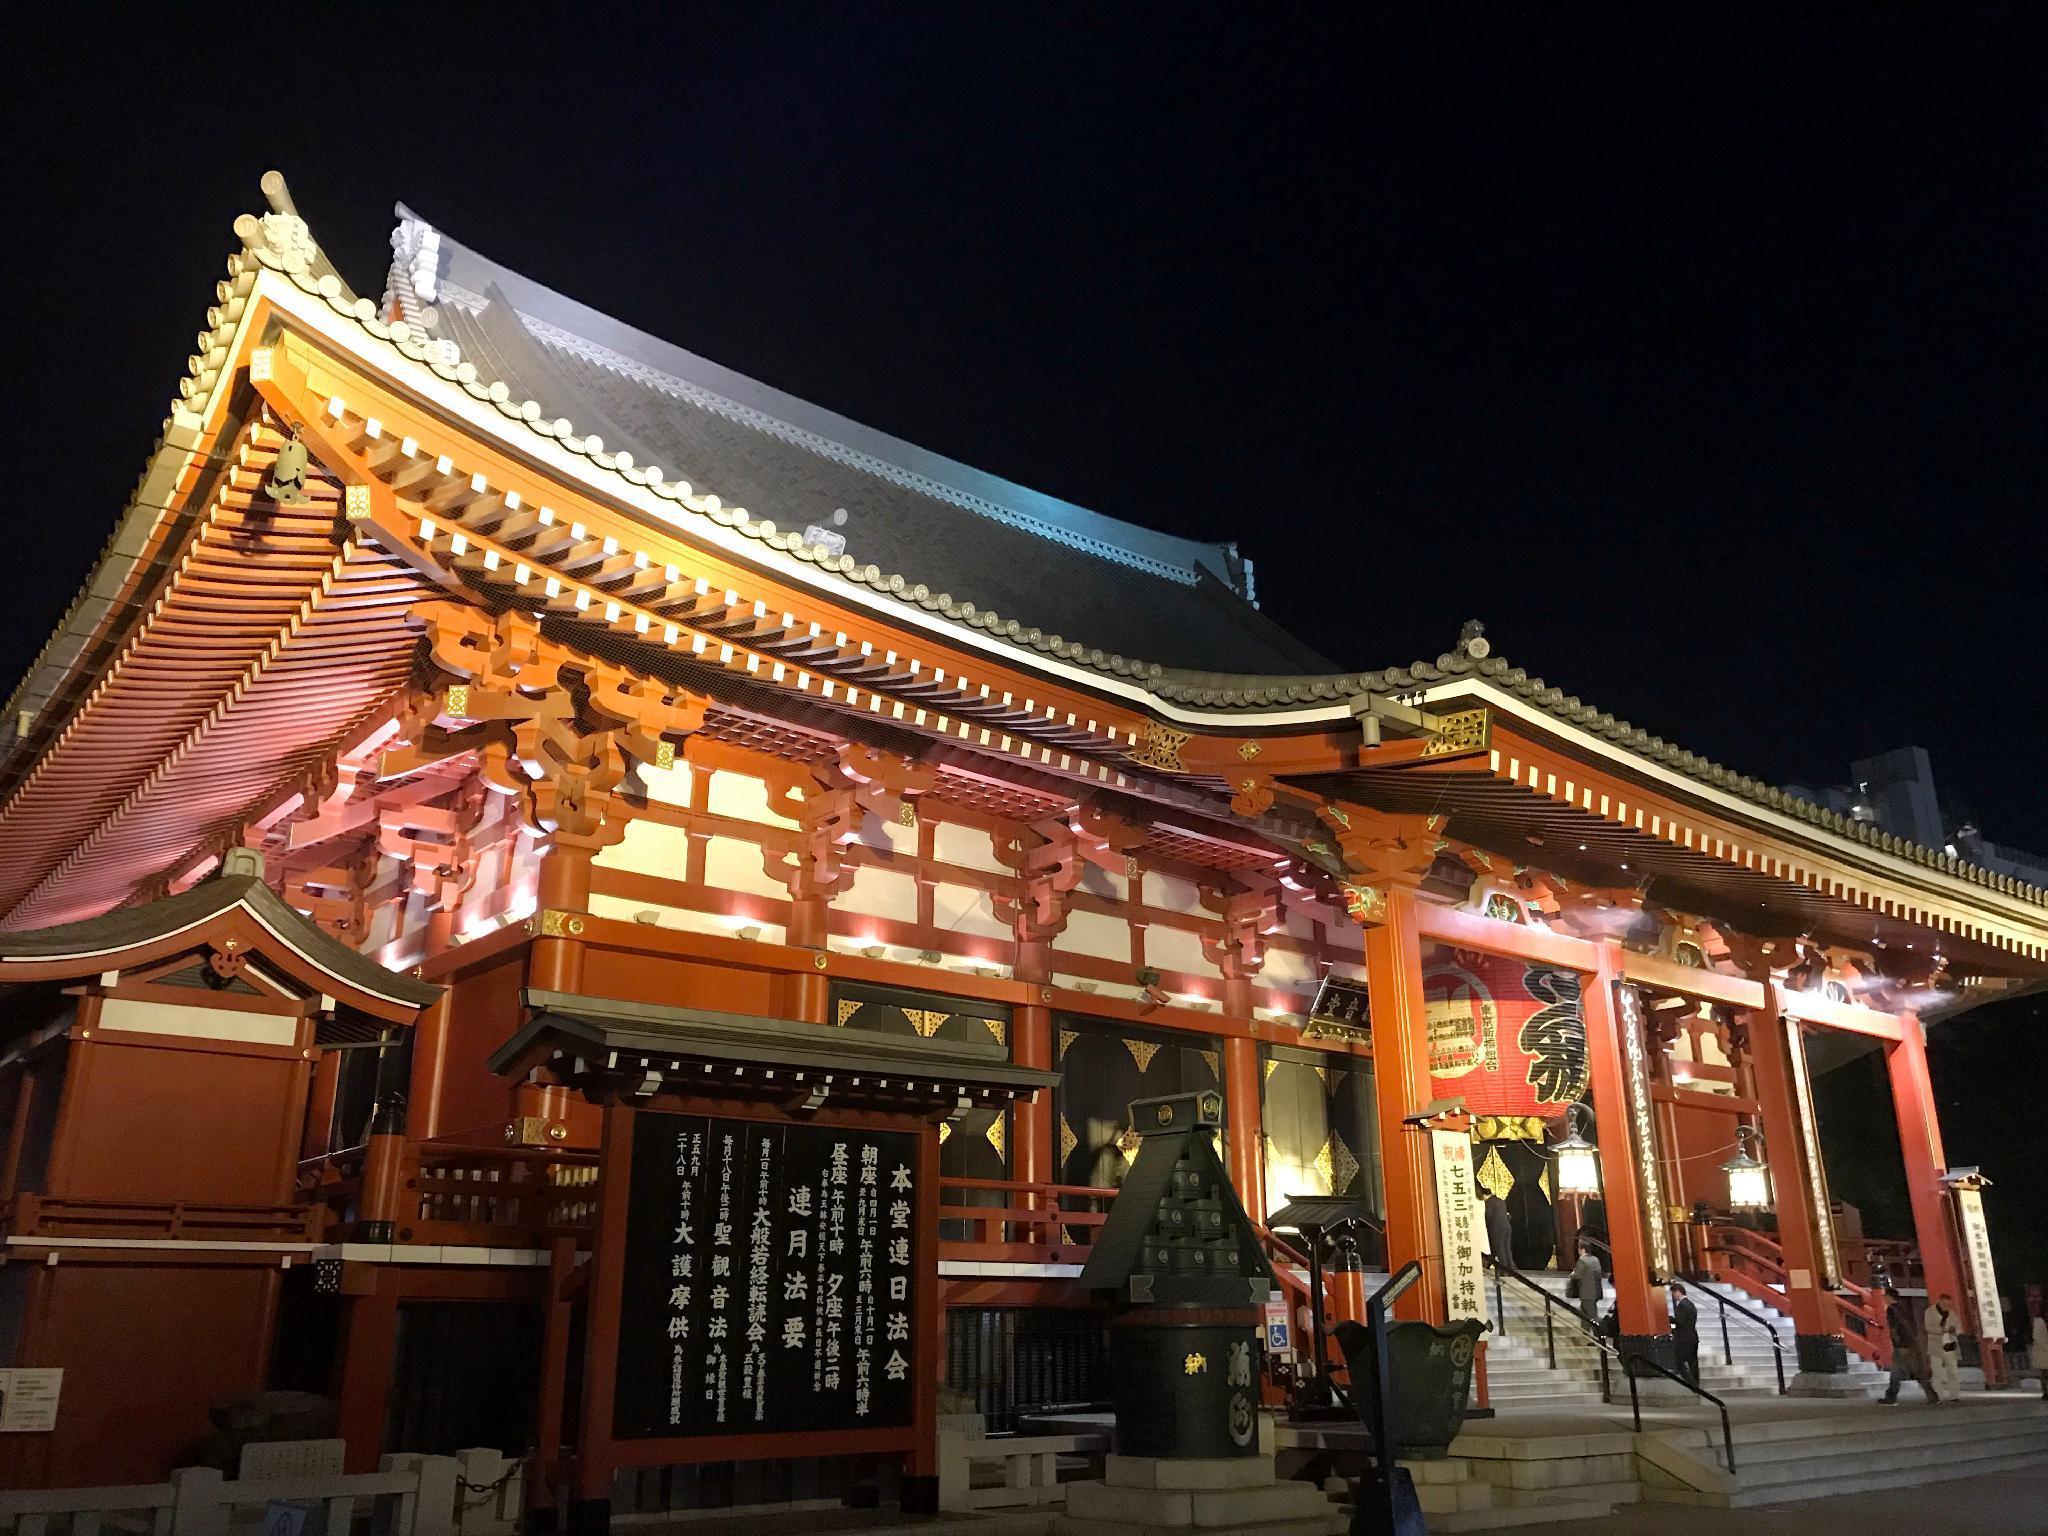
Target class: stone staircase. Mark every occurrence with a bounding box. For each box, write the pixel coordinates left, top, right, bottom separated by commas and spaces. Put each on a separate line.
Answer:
1485, 1272, 1887, 1404
1637, 1396, 2048, 1506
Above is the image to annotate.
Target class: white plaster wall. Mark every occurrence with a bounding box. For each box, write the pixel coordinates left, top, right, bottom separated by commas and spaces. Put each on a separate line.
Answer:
637, 759, 694, 809
932, 821, 1004, 873
1077, 862, 1127, 903
1145, 922, 1218, 978
1145, 873, 1204, 917
596, 817, 693, 879
931, 882, 1012, 941
1055, 910, 1133, 962
590, 893, 787, 947
705, 834, 794, 900
838, 864, 919, 922
705, 771, 800, 828
1261, 946, 1319, 989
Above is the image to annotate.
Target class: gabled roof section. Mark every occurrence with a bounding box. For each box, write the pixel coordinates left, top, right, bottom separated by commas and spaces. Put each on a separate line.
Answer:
384, 206, 1329, 678
0, 871, 439, 1021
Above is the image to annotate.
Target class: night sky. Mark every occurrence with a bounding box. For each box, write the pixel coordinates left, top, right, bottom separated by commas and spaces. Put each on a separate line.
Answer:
6, 8, 2044, 844
2, 7, 2044, 1296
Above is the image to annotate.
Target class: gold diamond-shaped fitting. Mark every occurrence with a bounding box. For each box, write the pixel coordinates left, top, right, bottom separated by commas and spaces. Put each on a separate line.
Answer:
1329, 1128, 1360, 1193
905, 1008, 948, 1039
1237, 740, 1262, 760
1477, 1144, 1515, 1200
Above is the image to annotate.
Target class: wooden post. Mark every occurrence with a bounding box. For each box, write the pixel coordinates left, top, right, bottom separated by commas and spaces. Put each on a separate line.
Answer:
1747, 987, 1847, 1382
335, 1276, 399, 1473
572, 1103, 633, 1533
1581, 946, 1668, 1353
532, 1236, 578, 1523
1222, 1036, 1265, 1220
1887, 1015, 1965, 1308
532, 844, 592, 995
407, 991, 455, 1143
1011, 939, 1055, 1202
1362, 888, 1442, 1323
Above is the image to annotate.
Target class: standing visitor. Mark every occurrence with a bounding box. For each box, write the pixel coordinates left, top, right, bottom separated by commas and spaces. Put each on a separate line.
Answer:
1669, 1282, 1700, 1386
1925, 1291, 1963, 1404
1880, 1288, 1936, 1405
1483, 1188, 1515, 1271
2031, 1300, 2047, 1401
1569, 1238, 1604, 1327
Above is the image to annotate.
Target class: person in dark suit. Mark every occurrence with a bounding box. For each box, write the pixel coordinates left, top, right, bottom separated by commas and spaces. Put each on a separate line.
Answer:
1482, 1187, 1515, 1271
1669, 1281, 1700, 1386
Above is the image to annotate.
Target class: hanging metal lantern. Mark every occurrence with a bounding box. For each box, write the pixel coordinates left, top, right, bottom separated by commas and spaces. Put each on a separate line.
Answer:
1550, 1102, 1601, 1197
1722, 1125, 1772, 1211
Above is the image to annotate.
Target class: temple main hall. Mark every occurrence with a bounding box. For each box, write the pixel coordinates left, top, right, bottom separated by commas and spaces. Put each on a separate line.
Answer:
0, 175, 2040, 1523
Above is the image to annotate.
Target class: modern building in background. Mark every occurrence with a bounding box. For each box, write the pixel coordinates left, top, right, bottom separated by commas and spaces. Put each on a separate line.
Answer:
0, 176, 2042, 1517
1790, 746, 2048, 890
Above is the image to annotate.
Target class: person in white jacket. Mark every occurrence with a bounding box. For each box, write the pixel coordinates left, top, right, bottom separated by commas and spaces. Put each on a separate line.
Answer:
1925, 1291, 1963, 1404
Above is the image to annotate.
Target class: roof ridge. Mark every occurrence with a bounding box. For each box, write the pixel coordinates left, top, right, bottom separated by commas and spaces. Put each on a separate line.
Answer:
1137, 627, 2045, 911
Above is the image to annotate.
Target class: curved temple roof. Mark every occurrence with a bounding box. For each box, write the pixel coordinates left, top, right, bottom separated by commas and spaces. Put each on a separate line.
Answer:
388, 206, 1330, 680
0, 173, 2037, 954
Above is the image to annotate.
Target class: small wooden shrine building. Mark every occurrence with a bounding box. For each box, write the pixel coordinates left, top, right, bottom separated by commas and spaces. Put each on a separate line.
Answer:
0, 174, 2041, 1507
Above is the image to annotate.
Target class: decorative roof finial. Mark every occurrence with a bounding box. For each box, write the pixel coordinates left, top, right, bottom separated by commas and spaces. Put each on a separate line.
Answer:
1458, 619, 1490, 660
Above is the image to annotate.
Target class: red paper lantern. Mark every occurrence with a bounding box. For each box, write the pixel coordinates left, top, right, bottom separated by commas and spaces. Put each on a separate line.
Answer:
1423, 949, 1590, 1121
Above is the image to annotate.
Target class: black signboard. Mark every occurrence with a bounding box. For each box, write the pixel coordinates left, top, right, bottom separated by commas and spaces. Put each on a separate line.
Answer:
614, 1112, 921, 1439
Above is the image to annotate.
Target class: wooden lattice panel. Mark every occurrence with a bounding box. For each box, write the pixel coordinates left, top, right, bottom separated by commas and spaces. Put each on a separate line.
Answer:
928, 769, 1071, 824
697, 707, 840, 767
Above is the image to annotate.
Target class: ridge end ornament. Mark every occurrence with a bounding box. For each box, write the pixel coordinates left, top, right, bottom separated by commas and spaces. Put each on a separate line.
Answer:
1422, 707, 1491, 757
1126, 720, 1191, 773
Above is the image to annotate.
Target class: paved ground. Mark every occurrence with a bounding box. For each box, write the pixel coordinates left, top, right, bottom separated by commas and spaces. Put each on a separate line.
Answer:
1505, 1462, 2048, 1536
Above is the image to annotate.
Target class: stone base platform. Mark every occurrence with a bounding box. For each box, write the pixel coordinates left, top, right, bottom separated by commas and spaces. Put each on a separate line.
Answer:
1054, 1453, 1345, 1536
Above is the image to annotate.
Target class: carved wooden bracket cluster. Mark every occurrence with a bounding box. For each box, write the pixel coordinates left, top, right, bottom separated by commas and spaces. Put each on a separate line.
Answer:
1307, 803, 1445, 922
384, 601, 707, 850
763, 745, 936, 904
990, 800, 1147, 944
1199, 883, 1281, 980
378, 774, 493, 912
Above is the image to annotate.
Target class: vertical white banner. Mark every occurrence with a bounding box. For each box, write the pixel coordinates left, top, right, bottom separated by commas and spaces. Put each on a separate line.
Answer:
1432, 1128, 1490, 1326
1955, 1187, 2004, 1340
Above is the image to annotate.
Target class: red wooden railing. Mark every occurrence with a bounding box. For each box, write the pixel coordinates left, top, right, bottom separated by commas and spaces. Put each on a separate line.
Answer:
936, 1175, 1115, 1264
1702, 1222, 1891, 1367
299, 1138, 598, 1248
0, 1192, 320, 1244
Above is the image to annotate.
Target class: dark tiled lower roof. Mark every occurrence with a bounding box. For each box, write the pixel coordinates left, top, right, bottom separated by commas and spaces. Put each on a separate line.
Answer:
0, 874, 440, 1008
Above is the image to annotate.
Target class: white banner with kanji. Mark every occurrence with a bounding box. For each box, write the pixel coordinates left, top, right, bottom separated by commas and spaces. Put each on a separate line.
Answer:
1431, 1128, 1491, 1327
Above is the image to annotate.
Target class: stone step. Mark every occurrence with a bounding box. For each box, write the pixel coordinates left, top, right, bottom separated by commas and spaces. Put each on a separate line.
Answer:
1729, 1420, 2048, 1485
1723, 1438, 2048, 1508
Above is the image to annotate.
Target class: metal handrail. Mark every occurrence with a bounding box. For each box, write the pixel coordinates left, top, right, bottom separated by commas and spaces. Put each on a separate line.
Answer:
1623, 1351, 1738, 1477
1689, 1283, 1787, 1393
1485, 1256, 1618, 1397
